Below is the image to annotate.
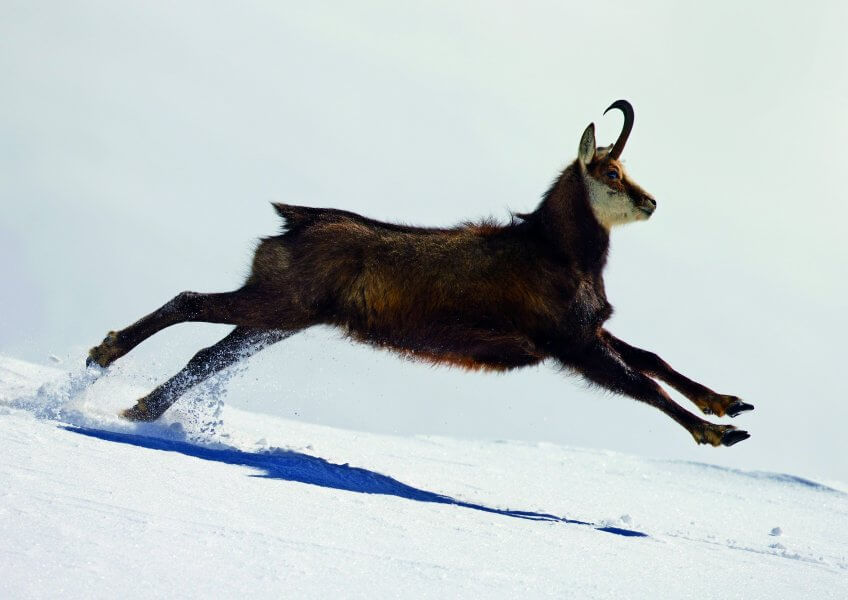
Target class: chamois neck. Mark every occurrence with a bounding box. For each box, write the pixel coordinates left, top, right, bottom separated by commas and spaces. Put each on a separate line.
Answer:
535, 161, 610, 275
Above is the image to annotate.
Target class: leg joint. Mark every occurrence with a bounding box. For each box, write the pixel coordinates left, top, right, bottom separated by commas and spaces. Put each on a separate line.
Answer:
637, 349, 665, 371
168, 291, 202, 316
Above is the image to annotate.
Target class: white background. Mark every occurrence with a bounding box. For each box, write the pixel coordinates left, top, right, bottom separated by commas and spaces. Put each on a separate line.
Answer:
2, 1, 846, 483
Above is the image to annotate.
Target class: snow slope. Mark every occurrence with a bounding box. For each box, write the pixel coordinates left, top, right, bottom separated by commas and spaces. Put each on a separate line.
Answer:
1, 355, 846, 599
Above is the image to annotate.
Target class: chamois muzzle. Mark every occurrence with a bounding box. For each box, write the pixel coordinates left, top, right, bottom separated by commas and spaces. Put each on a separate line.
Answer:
638, 195, 657, 216
604, 99, 634, 160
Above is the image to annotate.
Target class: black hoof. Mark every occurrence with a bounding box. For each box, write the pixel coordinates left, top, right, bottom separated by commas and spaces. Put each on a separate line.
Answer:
726, 401, 755, 418
121, 404, 156, 422
85, 354, 105, 368
85, 355, 107, 370
721, 429, 750, 447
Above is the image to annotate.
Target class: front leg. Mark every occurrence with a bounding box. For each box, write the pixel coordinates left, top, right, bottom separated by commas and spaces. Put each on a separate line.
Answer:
601, 330, 754, 418
559, 341, 749, 447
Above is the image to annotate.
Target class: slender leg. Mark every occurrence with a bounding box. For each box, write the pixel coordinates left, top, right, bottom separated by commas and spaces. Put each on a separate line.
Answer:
601, 330, 754, 418
122, 327, 292, 422
560, 341, 749, 446
88, 288, 303, 368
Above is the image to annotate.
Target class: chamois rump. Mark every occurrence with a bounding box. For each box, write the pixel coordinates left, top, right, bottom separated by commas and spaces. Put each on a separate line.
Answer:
88, 100, 753, 447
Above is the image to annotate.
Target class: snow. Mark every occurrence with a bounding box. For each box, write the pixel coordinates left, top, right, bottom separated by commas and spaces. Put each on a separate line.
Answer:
1, 355, 846, 599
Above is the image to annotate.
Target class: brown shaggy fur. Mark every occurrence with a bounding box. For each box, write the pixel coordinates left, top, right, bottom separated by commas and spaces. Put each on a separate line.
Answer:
88, 130, 753, 447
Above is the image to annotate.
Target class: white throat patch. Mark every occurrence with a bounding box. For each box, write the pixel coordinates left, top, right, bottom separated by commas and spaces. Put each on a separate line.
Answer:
583, 174, 647, 230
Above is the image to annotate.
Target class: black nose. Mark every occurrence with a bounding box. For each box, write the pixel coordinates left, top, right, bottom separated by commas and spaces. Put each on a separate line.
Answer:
638, 195, 657, 215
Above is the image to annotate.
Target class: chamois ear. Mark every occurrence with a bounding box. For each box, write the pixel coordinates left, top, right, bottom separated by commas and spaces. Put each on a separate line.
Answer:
578, 123, 596, 166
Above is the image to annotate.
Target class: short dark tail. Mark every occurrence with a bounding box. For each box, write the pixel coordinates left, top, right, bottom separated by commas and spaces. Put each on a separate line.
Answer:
272, 203, 324, 232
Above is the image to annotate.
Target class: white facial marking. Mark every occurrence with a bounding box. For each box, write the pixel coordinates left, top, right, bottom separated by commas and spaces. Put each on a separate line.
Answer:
584, 174, 648, 229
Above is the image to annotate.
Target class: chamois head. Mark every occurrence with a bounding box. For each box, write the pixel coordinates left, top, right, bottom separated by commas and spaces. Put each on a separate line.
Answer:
578, 100, 656, 230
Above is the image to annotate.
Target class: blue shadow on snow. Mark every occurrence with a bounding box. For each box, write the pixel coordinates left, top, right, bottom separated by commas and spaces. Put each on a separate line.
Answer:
64, 426, 647, 538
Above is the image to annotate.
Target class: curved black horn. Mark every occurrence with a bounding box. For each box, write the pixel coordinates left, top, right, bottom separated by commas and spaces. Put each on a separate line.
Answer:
604, 99, 634, 160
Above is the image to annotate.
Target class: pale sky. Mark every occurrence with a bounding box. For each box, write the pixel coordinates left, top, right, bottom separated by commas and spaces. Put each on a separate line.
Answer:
2, 1, 847, 483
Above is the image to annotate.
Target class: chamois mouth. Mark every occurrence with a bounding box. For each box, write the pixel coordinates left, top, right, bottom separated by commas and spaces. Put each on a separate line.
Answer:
636, 197, 657, 217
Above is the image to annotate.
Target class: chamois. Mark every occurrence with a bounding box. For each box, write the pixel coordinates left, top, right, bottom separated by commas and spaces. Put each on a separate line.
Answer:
88, 100, 753, 446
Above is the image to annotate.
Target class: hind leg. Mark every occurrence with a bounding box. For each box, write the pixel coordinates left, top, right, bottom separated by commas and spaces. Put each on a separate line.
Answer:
122, 327, 292, 422
88, 288, 296, 368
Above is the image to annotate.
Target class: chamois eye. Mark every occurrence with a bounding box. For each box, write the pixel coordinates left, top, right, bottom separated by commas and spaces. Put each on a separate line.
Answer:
606, 170, 619, 180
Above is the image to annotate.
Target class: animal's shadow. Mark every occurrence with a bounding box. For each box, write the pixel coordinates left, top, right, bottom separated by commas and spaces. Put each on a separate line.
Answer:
65, 425, 647, 538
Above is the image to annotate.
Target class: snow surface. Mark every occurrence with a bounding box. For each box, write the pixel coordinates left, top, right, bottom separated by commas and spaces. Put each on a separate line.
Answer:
1, 355, 846, 599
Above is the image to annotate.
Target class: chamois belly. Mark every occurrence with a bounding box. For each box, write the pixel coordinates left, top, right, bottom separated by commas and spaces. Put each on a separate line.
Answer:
346, 322, 545, 371
336, 282, 548, 371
